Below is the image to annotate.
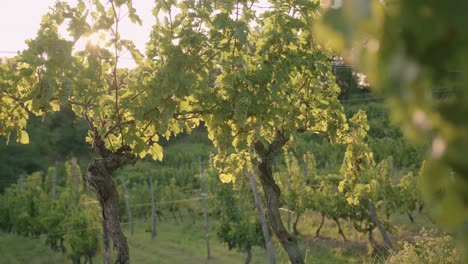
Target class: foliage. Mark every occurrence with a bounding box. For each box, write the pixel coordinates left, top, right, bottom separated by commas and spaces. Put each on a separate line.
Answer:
281, 153, 314, 216
338, 110, 420, 222
292, 101, 425, 178
1, 0, 456, 262
4, 172, 46, 236
313, 174, 352, 230
0, 58, 32, 143
0, 160, 100, 262
149, 0, 348, 181
0, 1, 204, 260
0, 109, 90, 192
389, 168, 423, 222
293, 134, 345, 175
211, 172, 264, 261
63, 204, 100, 263
331, 111, 415, 249
274, 152, 316, 235
159, 178, 185, 221
151, 2, 351, 261
338, 111, 375, 205
317, 0, 468, 258
0, 0, 200, 164
386, 228, 459, 264
344, 102, 424, 169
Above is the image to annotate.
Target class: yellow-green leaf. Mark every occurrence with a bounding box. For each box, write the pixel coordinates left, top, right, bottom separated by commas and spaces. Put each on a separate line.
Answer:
337, 180, 345, 192
138, 150, 147, 159
50, 101, 60, 111
148, 144, 163, 161
219, 173, 234, 183
18, 130, 29, 144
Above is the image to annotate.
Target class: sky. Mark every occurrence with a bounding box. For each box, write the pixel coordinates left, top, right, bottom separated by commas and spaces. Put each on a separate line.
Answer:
0, 0, 275, 67
0, 0, 154, 61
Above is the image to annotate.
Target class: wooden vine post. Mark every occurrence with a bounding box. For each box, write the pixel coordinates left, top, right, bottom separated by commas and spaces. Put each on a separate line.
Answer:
148, 175, 157, 239
120, 177, 134, 236
199, 158, 211, 259
52, 161, 57, 200
248, 170, 276, 264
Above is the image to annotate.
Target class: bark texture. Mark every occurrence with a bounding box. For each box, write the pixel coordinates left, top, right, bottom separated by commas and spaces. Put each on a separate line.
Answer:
254, 132, 304, 264
315, 213, 325, 238
245, 245, 253, 264
85, 133, 136, 264
333, 217, 347, 241
102, 214, 110, 264
293, 213, 301, 236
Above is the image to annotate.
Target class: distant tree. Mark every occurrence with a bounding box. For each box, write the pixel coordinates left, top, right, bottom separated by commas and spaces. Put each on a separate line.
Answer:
0, 108, 90, 192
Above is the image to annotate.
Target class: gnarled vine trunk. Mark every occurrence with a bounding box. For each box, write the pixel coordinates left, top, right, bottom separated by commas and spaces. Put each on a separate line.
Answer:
102, 217, 110, 264
315, 213, 325, 238
85, 133, 136, 264
254, 132, 305, 264
332, 217, 347, 241
293, 213, 301, 236
245, 245, 253, 264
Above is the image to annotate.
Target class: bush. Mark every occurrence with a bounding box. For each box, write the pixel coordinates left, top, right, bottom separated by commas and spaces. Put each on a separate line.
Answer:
386, 228, 459, 264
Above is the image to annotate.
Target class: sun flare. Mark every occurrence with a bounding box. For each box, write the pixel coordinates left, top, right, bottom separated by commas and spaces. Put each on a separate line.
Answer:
84, 32, 108, 47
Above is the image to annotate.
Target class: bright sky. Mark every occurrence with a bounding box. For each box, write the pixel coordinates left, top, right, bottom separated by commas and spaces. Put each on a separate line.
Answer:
0, 1, 274, 67
0, 0, 154, 61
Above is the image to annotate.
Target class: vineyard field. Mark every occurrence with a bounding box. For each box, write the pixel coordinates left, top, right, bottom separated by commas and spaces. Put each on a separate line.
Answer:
1, 0, 467, 263
1, 221, 269, 264
0, 208, 439, 264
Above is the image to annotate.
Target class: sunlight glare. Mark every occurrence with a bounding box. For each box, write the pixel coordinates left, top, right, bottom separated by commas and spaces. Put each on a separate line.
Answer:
85, 32, 107, 47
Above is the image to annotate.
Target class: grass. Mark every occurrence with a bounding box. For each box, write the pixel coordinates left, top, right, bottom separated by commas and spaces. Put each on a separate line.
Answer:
291, 211, 371, 263
0, 232, 68, 264
123, 221, 269, 264
0, 209, 437, 264
0, 219, 270, 264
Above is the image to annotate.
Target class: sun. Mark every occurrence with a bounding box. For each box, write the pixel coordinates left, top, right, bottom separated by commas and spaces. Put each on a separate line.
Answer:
72, 31, 113, 57
85, 32, 108, 47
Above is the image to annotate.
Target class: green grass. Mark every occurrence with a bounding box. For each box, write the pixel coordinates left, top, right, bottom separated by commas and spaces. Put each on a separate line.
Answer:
123, 221, 269, 264
0, 232, 68, 264
0, 219, 270, 264
293, 212, 371, 264
0, 210, 436, 264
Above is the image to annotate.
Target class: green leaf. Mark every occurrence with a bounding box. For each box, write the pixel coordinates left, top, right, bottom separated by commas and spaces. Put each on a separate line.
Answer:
120, 39, 143, 63
126, 2, 142, 25
212, 13, 231, 29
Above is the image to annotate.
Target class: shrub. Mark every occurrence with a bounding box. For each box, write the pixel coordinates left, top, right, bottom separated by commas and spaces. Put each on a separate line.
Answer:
386, 228, 459, 264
